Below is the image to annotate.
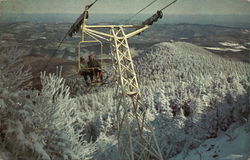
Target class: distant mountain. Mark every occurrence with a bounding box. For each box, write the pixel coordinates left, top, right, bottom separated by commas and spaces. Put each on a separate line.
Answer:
1, 13, 250, 28
135, 42, 248, 83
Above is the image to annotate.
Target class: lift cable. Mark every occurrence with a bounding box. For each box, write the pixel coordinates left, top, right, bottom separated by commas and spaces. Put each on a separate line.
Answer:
124, 0, 158, 23
160, 0, 177, 11
42, 0, 98, 71
54, 32, 68, 57
42, 31, 69, 72
44, 0, 176, 71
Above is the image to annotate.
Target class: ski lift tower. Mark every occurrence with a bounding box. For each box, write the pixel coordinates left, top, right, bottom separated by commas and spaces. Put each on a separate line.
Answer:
67, 1, 177, 159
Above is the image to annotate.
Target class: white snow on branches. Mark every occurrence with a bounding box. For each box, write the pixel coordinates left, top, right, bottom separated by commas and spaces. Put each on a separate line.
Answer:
0, 42, 249, 159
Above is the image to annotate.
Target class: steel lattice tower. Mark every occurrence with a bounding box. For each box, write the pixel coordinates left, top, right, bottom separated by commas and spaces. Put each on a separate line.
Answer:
71, 3, 167, 160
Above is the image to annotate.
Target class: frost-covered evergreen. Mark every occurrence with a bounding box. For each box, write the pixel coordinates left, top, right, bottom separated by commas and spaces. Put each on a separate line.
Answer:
0, 50, 95, 160
135, 42, 250, 158
1, 42, 249, 160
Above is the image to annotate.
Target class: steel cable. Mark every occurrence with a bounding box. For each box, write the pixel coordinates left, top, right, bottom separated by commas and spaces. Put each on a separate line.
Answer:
124, 0, 159, 23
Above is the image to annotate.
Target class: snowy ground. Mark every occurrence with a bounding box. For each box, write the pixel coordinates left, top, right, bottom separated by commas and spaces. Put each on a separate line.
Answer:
204, 41, 248, 52
171, 123, 250, 160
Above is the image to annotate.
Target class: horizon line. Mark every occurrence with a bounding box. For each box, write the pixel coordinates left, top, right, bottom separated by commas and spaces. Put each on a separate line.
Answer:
1, 13, 250, 16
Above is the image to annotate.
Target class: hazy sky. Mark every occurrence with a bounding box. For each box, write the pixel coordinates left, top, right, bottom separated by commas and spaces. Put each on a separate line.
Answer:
0, 0, 250, 15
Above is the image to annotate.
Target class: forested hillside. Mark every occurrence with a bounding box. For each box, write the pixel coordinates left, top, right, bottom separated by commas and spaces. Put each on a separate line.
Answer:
0, 42, 249, 160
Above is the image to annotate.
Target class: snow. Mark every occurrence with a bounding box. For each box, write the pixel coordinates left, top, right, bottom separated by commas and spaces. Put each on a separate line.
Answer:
1, 42, 249, 160
0, 147, 13, 160
39, 37, 47, 40
136, 42, 250, 160
179, 37, 189, 40
204, 47, 242, 52
204, 42, 248, 52
170, 124, 250, 160
220, 42, 241, 47
241, 29, 250, 34
219, 42, 247, 49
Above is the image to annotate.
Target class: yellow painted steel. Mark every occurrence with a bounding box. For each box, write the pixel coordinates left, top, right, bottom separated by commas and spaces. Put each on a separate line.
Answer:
77, 6, 103, 72
74, 4, 163, 160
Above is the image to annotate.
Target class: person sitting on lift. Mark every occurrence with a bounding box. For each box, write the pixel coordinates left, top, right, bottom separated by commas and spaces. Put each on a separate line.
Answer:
87, 55, 103, 82
79, 57, 93, 85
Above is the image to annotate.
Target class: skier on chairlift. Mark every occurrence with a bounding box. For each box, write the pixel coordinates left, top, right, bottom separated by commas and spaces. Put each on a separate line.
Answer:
87, 55, 103, 82
79, 57, 92, 85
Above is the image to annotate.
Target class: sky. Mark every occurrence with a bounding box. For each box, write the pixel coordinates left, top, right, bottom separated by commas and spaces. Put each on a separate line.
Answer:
0, 0, 250, 15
